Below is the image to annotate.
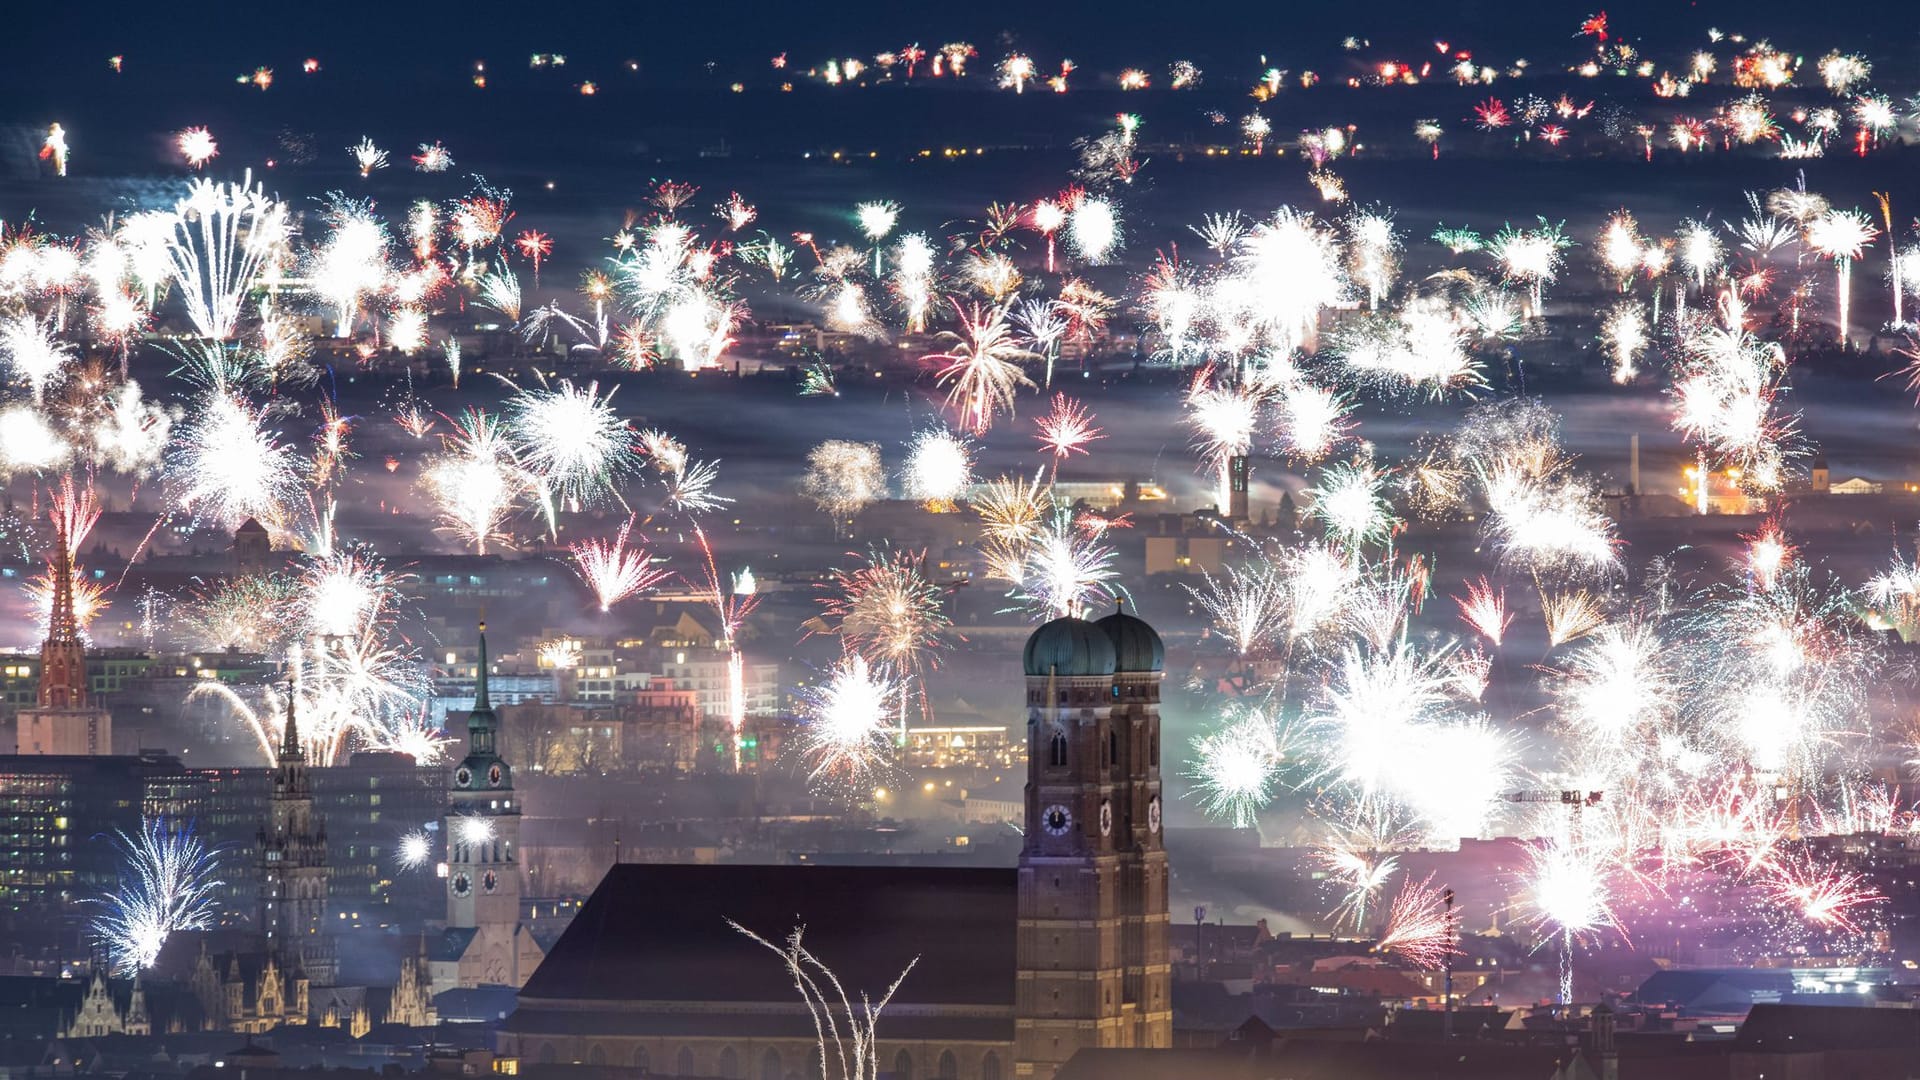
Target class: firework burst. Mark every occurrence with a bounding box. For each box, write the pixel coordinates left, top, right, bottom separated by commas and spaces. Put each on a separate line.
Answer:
88, 819, 222, 975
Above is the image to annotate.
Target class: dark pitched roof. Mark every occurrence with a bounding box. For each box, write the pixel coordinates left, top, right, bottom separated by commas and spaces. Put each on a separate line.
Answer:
518, 863, 1015, 1007
433, 986, 519, 1024
1633, 969, 1792, 1013
1735, 1002, 1920, 1052
1388, 1005, 1510, 1040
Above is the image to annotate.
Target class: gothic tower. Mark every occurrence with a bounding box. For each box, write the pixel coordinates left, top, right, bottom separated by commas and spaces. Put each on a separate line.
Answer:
440, 622, 542, 989
1014, 605, 1170, 1080
259, 687, 334, 986
14, 506, 111, 754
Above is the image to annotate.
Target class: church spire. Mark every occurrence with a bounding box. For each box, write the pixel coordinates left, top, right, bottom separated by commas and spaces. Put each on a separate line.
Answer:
37, 486, 90, 711
48, 509, 76, 646
474, 621, 492, 713
280, 678, 303, 761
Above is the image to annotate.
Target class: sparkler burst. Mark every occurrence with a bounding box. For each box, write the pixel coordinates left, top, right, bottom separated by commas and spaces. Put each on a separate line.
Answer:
88, 818, 222, 975
506, 377, 636, 513
1034, 394, 1103, 463
396, 829, 433, 869
1189, 704, 1290, 828
901, 428, 974, 506
798, 653, 902, 789
166, 389, 300, 531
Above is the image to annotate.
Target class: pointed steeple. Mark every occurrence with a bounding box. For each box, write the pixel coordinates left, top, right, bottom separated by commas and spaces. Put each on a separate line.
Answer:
473, 621, 492, 714
280, 679, 303, 761
455, 621, 508, 785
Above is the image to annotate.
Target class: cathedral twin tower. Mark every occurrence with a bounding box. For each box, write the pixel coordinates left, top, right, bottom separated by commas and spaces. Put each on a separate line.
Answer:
1015, 604, 1171, 1078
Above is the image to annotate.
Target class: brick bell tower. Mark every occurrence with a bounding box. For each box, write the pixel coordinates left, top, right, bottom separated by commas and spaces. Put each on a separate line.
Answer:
1014, 602, 1170, 1079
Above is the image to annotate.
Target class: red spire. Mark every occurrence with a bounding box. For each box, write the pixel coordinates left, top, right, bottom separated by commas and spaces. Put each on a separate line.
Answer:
38, 489, 87, 709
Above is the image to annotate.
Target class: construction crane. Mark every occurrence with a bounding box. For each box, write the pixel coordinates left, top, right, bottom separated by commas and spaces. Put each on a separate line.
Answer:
1506, 790, 1604, 839
1505, 790, 1604, 808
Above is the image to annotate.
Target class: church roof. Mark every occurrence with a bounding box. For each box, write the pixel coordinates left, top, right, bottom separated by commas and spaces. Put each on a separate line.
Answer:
428, 927, 479, 964
517, 863, 1015, 1008
1023, 616, 1117, 677
1095, 606, 1164, 673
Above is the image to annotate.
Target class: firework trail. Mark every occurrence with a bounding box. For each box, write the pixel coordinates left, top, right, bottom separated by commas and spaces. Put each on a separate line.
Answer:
730, 921, 915, 1080
1804, 208, 1876, 345
1521, 831, 1624, 1004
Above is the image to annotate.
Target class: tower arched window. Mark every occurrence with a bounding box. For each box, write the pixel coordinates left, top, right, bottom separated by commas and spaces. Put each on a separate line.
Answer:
1049, 731, 1068, 768
676, 1047, 696, 1076
936, 1050, 958, 1080
717, 1047, 739, 1079
761, 1049, 783, 1080
892, 1049, 913, 1080
981, 1052, 1002, 1080
1109, 729, 1119, 768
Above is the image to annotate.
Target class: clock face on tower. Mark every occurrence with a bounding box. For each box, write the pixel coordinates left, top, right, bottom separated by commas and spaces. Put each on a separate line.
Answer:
1042, 804, 1072, 836
455, 766, 473, 789
451, 872, 472, 898
1099, 800, 1113, 836
1148, 795, 1162, 834
488, 763, 504, 787
483, 870, 499, 894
